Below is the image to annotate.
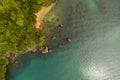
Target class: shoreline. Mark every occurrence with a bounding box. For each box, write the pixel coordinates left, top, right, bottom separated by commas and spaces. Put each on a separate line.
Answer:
35, 3, 56, 30
35, 6, 48, 30
4, 2, 57, 59
3, 2, 58, 63
0, 1, 57, 80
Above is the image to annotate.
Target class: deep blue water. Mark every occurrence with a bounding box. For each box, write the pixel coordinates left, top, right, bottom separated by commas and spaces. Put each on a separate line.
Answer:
7, 0, 120, 80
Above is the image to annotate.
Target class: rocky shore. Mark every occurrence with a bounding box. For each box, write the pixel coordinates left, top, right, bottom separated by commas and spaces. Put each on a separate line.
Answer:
4, 36, 72, 64
3, 0, 73, 70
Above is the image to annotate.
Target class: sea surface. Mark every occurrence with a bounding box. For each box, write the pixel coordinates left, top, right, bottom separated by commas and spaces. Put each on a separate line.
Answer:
6, 0, 120, 80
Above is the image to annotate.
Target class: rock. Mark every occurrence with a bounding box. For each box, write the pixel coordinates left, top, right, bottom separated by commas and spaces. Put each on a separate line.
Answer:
66, 38, 72, 43
14, 60, 19, 64
57, 24, 63, 28
52, 36, 57, 40
4, 52, 12, 58
34, 45, 40, 52
39, 47, 44, 51
48, 48, 53, 53
41, 46, 49, 54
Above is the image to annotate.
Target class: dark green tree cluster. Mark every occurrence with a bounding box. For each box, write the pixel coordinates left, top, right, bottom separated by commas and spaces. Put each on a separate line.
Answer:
0, 0, 54, 79
0, 58, 9, 80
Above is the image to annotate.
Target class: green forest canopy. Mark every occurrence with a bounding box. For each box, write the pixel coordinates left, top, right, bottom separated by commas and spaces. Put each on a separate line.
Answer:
0, 0, 53, 55
0, 58, 8, 80
0, 0, 53, 80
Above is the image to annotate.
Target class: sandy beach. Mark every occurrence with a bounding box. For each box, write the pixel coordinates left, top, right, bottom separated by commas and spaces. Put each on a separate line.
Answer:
35, 3, 56, 30
35, 6, 48, 30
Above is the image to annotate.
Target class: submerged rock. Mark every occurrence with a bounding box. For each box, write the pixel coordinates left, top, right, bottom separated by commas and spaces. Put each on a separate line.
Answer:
14, 60, 19, 64
48, 47, 53, 53
58, 43, 64, 48
52, 36, 57, 40
49, 49, 52, 53
66, 38, 72, 43
57, 24, 63, 28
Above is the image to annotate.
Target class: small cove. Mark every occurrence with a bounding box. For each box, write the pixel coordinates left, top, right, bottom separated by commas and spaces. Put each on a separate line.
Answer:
6, 0, 120, 80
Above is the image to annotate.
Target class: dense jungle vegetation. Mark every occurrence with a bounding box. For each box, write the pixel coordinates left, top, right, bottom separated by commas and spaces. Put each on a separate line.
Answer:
0, 58, 8, 80
0, 0, 53, 80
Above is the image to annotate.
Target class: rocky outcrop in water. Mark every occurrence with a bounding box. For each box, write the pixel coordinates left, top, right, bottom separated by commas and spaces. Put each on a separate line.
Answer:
41, 46, 49, 54
66, 38, 72, 43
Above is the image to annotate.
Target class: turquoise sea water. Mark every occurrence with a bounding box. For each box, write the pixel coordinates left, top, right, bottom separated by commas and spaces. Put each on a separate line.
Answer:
7, 0, 120, 80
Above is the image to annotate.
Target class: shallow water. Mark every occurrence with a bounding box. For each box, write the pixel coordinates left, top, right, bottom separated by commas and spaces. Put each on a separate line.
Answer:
6, 0, 120, 80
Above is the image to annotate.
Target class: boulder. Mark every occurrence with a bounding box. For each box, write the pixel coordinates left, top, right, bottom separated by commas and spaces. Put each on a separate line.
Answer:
14, 60, 19, 64
66, 38, 72, 43
41, 46, 49, 54
57, 24, 63, 28
48, 49, 53, 53
52, 36, 57, 40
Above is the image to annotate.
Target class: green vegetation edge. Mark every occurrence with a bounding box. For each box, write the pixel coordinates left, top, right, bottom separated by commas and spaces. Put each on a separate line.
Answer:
0, 0, 54, 80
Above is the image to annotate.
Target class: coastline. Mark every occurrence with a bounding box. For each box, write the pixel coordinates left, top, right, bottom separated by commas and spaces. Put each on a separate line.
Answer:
3, 1, 57, 58
3, 1, 58, 62
0, 1, 57, 80
35, 3, 56, 30
35, 6, 48, 29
